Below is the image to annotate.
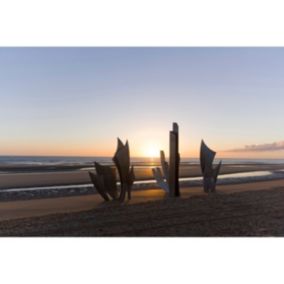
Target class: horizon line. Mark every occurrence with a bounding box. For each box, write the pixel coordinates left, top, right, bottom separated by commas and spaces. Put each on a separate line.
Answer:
0, 154, 284, 160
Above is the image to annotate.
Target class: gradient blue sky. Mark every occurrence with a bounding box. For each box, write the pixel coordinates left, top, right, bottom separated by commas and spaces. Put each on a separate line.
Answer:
0, 48, 283, 158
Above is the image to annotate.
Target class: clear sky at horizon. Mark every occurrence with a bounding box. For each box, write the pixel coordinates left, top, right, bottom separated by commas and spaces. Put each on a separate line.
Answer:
0, 47, 284, 158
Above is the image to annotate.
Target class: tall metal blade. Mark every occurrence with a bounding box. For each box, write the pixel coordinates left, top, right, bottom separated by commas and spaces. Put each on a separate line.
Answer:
200, 140, 216, 175
88, 172, 110, 201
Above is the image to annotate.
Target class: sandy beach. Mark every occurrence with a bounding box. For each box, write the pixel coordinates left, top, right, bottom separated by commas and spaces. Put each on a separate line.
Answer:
0, 178, 284, 236
1, 164, 284, 189
0, 162, 283, 236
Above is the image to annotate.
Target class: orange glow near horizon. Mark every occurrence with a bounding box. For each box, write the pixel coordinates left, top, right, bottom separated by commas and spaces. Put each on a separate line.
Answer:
0, 141, 115, 157
2, 140, 284, 159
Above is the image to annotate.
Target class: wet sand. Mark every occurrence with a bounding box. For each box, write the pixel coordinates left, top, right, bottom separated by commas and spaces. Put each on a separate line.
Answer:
0, 178, 284, 236
1, 164, 284, 189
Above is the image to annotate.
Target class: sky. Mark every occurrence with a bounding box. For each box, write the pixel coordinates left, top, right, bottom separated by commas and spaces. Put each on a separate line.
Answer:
0, 47, 284, 158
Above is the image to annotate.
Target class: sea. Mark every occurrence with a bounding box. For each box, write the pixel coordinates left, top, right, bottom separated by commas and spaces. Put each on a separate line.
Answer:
0, 156, 284, 167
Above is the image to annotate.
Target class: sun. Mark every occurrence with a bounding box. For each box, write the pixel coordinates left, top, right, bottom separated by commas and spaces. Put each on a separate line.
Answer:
142, 144, 160, 158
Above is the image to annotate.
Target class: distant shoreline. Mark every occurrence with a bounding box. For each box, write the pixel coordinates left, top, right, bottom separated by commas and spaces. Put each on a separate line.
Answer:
1, 162, 284, 174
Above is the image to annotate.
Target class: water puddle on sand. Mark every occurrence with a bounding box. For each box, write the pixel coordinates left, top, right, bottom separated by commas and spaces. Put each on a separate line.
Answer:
1, 170, 284, 193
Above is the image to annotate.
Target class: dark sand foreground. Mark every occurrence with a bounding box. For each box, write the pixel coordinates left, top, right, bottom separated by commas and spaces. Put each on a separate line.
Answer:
1, 179, 284, 236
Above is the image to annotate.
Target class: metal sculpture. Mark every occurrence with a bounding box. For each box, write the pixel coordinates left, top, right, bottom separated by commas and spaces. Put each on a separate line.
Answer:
113, 139, 135, 202
152, 123, 180, 197
200, 140, 222, 193
152, 151, 170, 193
169, 123, 180, 197
89, 138, 135, 202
